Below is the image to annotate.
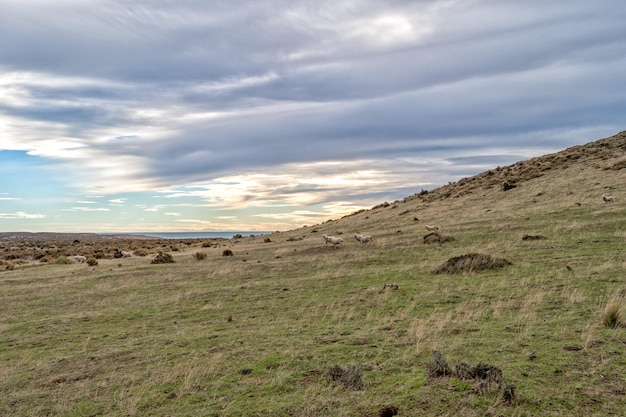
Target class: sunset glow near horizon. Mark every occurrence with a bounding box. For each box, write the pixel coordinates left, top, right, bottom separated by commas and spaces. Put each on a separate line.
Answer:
1, 1, 625, 233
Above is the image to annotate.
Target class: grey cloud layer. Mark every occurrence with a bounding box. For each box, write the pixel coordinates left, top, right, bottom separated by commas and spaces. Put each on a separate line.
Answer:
2, 0, 625, 203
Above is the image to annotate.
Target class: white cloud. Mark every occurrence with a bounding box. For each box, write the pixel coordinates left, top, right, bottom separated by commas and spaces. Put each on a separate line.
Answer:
63, 207, 110, 212
0, 211, 46, 219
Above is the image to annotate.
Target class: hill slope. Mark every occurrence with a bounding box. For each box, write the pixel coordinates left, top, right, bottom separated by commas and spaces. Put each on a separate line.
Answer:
1, 131, 624, 417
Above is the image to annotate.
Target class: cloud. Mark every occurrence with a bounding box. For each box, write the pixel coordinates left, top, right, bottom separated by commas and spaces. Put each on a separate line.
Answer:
0, 211, 46, 219
63, 207, 110, 212
1, 1, 625, 231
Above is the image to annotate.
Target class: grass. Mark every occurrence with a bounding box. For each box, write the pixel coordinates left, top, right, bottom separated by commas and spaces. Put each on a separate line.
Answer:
1, 133, 625, 416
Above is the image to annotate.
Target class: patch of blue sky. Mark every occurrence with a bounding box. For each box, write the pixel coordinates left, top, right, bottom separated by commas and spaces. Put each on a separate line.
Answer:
0, 151, 67, 201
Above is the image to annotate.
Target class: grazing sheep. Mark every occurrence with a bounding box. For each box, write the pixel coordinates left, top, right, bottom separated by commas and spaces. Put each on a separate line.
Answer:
71, 255, 87, 264
425, 225, 440, 232
322, 234, 343, 248
354, 233, 375, 244
603, 194, 614, 204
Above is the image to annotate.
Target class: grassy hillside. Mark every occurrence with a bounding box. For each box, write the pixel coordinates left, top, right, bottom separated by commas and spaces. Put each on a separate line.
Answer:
1, 132, 624, 416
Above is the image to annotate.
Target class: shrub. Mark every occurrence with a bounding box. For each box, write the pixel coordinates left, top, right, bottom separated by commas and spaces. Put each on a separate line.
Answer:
222, 249, 234, 257
427, 351, 452, 377
56, 256, 73, 265
325, 364, 363, 390
39, 255, 55, 263
151, 252, 175, 264
194, 251, 207, 260
86, 257, 99, 266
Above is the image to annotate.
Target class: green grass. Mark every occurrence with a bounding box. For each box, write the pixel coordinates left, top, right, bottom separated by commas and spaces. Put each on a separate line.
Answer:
1, 144, 625, 416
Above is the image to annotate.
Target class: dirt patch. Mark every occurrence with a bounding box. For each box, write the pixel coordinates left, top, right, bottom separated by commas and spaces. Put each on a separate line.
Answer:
522, 234, 548, 241
432, 253, 511, 274
423, 232, 456, 245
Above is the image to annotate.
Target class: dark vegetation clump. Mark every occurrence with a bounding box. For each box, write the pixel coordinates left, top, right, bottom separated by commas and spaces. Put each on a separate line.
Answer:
427, 351, 452, 377
264, 237, 272, 243
500, 383, 517, 404
151, 252, 175, 264
325, 364, 364, 390
86, 257, 98, 266
378, 405, 399, 417
194, 251, 207, 260
522, 234, 548, 240
222, 249, 234, 257
423, 232, 456, 245
502, 180, 517, 191
432, 253, 511, 275
428, 352, 516, 405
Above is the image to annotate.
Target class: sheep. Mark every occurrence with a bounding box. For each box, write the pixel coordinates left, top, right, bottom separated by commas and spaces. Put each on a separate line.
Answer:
603, 194, 614, 204
354, 233, 375, 244
425, 225, 440, 232
71, 255, 87, 264
322, 234, 343, 248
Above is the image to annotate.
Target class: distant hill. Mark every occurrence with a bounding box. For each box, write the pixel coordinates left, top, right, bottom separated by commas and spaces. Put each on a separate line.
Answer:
0, 232, 159, 242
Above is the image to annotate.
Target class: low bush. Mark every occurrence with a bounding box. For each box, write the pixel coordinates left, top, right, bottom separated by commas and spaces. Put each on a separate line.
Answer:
151, 252, 175, 264
56, 256, 73, 265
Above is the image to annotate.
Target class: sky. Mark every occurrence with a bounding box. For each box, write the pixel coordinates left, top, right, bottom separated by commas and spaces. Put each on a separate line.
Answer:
1, 0, 625, 233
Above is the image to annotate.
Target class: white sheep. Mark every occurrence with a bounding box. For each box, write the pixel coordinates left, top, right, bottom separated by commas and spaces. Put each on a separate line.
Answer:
71, 255, 87, 264
322, 234, 343, 248
603, 194, 614, 204
425, 225, 440, 232
354, 233, 375, 244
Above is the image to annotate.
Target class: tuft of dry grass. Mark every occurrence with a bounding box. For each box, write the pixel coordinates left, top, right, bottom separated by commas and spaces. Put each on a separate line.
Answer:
603, 290, 625, 328
193, 251, 207, 260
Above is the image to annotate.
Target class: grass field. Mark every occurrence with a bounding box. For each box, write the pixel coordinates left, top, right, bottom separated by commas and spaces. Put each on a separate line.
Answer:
1, 133, 625, 416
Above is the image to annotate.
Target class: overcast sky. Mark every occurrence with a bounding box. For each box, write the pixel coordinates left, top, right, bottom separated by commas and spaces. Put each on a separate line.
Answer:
1, 0, 625, 233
